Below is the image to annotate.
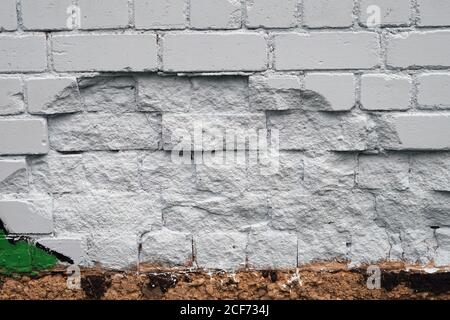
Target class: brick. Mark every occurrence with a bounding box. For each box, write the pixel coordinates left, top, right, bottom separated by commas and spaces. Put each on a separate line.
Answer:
357, 153, 410, 190
274, 32, 379, 70
361, 74, 412, 111
0, 119, 49, 155
387, 31, 450, 68
0, 158, 28, 194
304, 73, 355, 111
134, 0, 186, 29
52, 34, 157, 72
79, 76, 137, 113
48, 113, 160, 151
162, 33, 268, 72
86, 232, 137, 268
246, 0, 298, 28
379, 114, 450, 150
303, 152, 356, 191
247, 230, 297, 269
190, 0, 241, 29
140, 229, 193, 267
303, 0, 353, 28
249, 75, 302, 111
26, 77, 82, 115
162, 113, 266, 151
0, 35, 47, 72
0, 200, 53, 234
0, 78, 24, 115
360, 0, 411, 27
435, 228, 450, 267
37, 238, 82, 264
418, 0, 450, 27
0, 0, 17, 31
21, 0, 71, 30
268, 111, 376, 151
78, 0, 129, 29
411, 153, 450, 192
53, 193, 162, 236
195, 232, 247, 270
417, 73, 450, 109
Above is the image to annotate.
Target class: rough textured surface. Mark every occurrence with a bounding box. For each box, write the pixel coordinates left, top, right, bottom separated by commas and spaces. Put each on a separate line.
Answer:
1, 1, 450, 275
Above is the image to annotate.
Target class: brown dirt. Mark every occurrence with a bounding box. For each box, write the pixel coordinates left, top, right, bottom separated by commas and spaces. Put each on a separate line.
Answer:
0, 263, 449, 300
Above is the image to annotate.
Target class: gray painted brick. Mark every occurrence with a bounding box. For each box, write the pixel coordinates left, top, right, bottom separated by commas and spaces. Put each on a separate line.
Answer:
417, 73, 450, 109
0, 0, 17, 31
387, 31, 450, 68
303, 0, 354, 28
79, 0, 129, 30
190, 0, 241, 29
411, 152, 450, 191
0, 35, 47, 72
0, 78, 24, 115
275, 32, 379, 70
0, 119, 49, 155
361, 74, 412, 111
360, 0, 412, 27
134, 0, 187, 29
162, 33, 268, 72
48, 112, 160, 152
21, 0, 72, 31
26, 77, 82, 115
418, 0, 450, 27
0, 200, 53, 234
246, 0, 298, 28
52, 34, 158, 72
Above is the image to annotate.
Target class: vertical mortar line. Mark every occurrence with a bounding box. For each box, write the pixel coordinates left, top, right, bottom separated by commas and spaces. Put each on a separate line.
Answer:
297, 0, 303, 27
16, 0, 24, 31
355, 72, 362, 110
411, 72, 419, 111
411, 0, 419, 27
352, 0, 361, 29
379, 29, 387, 72
128, 0, 135, 28
46, 33, 54, 73
156, 32, 164, 72
185, 0, 191, 29
240, 0, 247, 29
267, 32, 274, 71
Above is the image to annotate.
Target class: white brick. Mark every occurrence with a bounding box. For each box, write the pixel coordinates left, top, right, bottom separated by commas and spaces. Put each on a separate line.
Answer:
78, 0, 129, 29
418, 0, 450, 27
162, 33, 267, 72
435, 228, 450, 267
357, 154, 410, 190
360, 0, 411, 26
26, 77, 82, 115
135, 0, 186, 29
22, 0, 72, 30
52, 34, 157, 72
275, 32, 379, 70
411, 153, 450, 192
0, 0, 17, 31
304, 73, 355, 111
246, 0, 298, 28
361, 74, 412, 111
195, 232, 247, 270
380, 114, 450, 150
0, 78, 24, 115
48, 113, 160, 152
0, 158, 28, 194
303, 0, 353, 28
0, 200, 53, 234
417, 73, 450, 109
190, 0, 241, 29
387, 31, 450, 68
140, 229, 193, 267
0, 119, 49, 155
0, 35, 47, 72
247, 230, 297, 269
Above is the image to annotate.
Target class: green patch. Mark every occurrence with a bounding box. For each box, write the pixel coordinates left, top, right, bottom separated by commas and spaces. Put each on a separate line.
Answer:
0, 231, 57, 275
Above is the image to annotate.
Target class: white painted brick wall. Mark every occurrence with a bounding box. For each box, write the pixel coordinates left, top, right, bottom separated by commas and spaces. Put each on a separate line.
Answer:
0, 0, 449, 270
